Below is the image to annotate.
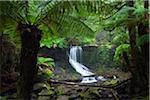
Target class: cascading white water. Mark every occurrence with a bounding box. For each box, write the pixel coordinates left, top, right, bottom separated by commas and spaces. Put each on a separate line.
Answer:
69, 46, 107, 83
69, 46, 95, 76
69, 46, 82, 62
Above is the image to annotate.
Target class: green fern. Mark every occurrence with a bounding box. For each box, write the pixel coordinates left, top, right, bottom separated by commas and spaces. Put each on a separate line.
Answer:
37, 57, 54, 67
0, 0, 127, 48
114, 44, 130, 63
40, 36, 68, 48
103, 5, 147, 30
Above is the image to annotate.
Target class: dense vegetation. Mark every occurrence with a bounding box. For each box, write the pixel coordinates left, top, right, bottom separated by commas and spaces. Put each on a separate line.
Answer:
0, 0, 149, 100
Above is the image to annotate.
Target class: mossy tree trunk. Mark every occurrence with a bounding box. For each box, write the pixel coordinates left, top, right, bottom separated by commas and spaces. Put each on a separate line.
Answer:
18, 24, 42, 100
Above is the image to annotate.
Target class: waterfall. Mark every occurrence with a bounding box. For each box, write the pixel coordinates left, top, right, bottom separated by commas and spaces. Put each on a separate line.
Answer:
69, 46, 107, 83
69, 46, 82, 62
69, 46, 95, 76
68, 46, 96, 83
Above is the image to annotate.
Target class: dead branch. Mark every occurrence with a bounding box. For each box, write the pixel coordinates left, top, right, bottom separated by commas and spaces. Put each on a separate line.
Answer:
48, 80, 111, 89
48, 78, 131, 89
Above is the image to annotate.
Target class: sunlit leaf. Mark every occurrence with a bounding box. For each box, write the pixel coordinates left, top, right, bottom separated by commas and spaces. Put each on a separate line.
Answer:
38, 57, 54, 66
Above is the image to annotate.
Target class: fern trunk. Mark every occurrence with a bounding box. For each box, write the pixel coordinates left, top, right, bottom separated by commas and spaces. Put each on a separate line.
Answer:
137, 0, 149, 95
138, 0, 149, 67
18, 24, 42, 99
128, 0, 149, 97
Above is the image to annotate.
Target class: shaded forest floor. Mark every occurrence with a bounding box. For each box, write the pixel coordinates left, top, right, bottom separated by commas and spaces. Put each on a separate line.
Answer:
0, 66, 149, 100
0, 67, 133, 100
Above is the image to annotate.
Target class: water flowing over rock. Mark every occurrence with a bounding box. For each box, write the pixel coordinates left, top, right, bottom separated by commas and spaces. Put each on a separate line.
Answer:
69, 46, 107, 83
69, 46, 95, 77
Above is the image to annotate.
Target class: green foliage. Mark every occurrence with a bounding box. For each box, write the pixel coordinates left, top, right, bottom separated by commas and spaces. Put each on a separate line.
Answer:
2, 23, 21, 47
37, 57, 55, 80
1, 96, 7, 100
103, 79, 119, 86
96, 66, 108, 74
114, 44, 130, 64
81, 37, 95, 45
137, 34, 149, 46
37, 57, 54, 67
103, 5, 148, 30
0, 0, 126, 49
66, 34, 96, 46
97, 43, 114, 67
102, 6, 133, 30
1, 1, 98, 47
83, 16, 101, 32
38, 68, 54, 80
40, 37, 68, 48
112, 27, 129, 45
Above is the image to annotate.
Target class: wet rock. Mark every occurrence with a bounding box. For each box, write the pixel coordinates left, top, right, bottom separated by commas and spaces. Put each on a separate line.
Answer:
57, 95, 69, 100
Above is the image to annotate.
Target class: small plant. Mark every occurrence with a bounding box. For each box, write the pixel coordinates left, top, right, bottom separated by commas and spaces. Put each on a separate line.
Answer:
37, 57, 55, 80
114, 44, 130, 64
37, 57, 55, 67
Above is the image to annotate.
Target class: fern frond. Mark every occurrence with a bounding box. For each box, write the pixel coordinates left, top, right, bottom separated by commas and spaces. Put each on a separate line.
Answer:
103, 4, 148, 31
35, 0, 66, 25
55, 15, 94, 37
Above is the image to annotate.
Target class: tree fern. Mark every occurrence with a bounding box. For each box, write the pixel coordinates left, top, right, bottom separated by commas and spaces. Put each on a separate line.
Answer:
103, 4, 148, 31
0, 0, 126, 37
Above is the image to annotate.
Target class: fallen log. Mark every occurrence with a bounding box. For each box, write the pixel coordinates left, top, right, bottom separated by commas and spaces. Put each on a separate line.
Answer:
48, 78, 131, 89
48, 79, 111, 90
47, 79, 130, 100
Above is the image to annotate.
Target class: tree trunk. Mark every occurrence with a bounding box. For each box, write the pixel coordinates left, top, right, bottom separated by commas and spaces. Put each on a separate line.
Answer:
128, 25, 141, 96
137, 0, 149, 95
138, 0, 149, 61
127, 0, 139, 96
128, 0, 149, 97
18, 24, 42, 100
